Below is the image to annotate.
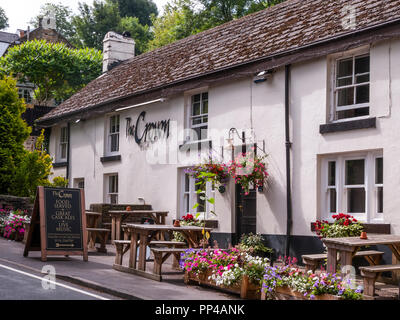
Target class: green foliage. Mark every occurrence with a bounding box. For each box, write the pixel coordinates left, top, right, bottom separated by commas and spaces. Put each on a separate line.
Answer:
50, 176, 69, 188
0, 7, 8, 30
29, 2, 76, 43
72, 0, 152, 54
0, 76, 31, 195
0, 40, 102, 105
239, 233, 273, 256
10, 130, 53, 199
148, 0, 286, 50
110, 0, 158, 26
314, 214, 364, 239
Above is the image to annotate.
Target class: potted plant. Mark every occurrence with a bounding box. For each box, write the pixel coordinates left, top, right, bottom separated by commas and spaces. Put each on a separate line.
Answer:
184, 162, 229, 193
261, 257, 363, 300
228, 152, 268, 195
313, 213, 364, 239
238, 233, 273, 260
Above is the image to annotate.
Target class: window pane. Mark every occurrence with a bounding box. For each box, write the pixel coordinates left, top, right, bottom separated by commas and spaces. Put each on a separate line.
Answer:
356, 74, 370, 84
328, 161, 336, 186
337, 87, 354, 106
110, 194, 118, 204
376, 158, 383, 184
195, 183, 205, 212
110, 134, 119, 152
356, 85, 369, 104
192, 102, 201, 116
192, 94, 200, 103
347, 188, 365, 213
185, 194, 189, 212
337, 59, 353, 78
61, 144, 67, 159
202, 100, 208, 114
337, 107, 369, 120
185, 174, 190, 192
329, 189, 337, 213
201, 92, 208, 101
346, 159, 365, 185
377, 187, 383, 213
337, 77, 352, 87
355, 56, 370, 74
192, 117, 202, 125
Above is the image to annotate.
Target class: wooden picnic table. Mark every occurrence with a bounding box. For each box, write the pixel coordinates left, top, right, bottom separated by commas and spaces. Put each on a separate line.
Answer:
117, 224, 212, 279
322, 234, 400, 279
86, 211, 102, 249
108, 210, 168, 242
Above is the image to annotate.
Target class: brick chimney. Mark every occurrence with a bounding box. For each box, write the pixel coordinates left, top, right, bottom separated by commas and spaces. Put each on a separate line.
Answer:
102, 31, 135, 73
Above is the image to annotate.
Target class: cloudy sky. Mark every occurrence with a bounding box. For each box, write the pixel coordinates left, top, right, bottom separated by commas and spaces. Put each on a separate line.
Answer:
1, 0, 170, 33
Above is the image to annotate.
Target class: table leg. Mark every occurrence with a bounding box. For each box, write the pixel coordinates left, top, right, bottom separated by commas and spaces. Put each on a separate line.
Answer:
339, 250, 354, 277
116, 217, 121, 241
326, 247, 337, 274
129, 232, 138, 269
138, 232, 147, 271
111, 216, 116, 243
389, 244, 400, 282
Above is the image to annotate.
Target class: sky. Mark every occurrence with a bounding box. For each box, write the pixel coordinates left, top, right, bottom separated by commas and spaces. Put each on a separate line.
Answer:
1, 0, 170, 33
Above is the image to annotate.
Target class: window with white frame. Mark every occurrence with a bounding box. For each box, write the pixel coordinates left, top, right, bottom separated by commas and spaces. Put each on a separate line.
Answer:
58, 126, 68, 161
18, 88, 33, 104
321, 152, 383, 222
106, 174, 118, 204
189, 92, 208, 141
181, 171, 215, 219
332, 54, 370, 121
107, 115, 120, 154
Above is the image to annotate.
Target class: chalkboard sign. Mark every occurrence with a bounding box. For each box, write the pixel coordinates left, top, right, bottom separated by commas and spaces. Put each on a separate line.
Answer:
24, 186, 88, 262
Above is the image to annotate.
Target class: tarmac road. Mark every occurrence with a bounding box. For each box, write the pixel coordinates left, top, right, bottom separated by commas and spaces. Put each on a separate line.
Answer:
0, 262, 112, 300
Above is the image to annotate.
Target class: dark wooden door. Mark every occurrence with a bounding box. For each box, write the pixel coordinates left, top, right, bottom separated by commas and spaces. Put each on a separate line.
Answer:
235, 184, 257, 244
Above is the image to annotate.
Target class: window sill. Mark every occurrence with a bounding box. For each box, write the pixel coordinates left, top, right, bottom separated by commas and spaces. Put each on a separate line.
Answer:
320, 117, 376, 134
179, 140, 212, 151
310, 222, 390, 234
100, 155, 121, 163
53, 162, 68, 168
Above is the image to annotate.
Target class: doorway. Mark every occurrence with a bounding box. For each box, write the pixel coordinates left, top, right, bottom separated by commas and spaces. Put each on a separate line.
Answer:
235, 184, 257, 244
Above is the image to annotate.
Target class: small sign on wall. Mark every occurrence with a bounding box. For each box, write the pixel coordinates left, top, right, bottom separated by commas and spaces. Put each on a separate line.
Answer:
23, 186, 88, 262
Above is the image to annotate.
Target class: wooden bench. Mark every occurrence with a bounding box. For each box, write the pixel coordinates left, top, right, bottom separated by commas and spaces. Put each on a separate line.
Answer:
302, 250, 384, 273
151, 247, 187, 278
113, 240, 131, 265
360, 264, 400, 297
87, 228, 110, 253
149, 241, 187, 247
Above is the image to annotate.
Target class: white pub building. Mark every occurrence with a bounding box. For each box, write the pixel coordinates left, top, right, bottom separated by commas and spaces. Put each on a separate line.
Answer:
37, 0, 400, 261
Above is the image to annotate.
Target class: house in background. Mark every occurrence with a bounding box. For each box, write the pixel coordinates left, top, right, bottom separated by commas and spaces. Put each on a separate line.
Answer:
37, 0, 400, 264
1, 14, 73, 151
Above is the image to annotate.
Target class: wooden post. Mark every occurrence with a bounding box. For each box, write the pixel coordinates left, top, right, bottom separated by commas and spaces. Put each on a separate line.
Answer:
129, 231, 138, 269
326, 247, 337, 274
240, 275, 249, 299
139, 232, 147, 271
81, 189, 88, 262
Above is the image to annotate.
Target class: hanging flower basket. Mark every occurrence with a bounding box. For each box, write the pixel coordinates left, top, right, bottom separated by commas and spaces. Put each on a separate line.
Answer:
228, 152, 268, 195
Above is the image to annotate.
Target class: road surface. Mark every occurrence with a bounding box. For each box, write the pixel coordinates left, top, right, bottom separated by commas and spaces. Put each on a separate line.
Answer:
0, 262, 114, 300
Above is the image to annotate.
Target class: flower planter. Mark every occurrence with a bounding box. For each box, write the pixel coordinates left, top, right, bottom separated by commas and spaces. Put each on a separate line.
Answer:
261, 286, 341, 300
184, 270, 261, 299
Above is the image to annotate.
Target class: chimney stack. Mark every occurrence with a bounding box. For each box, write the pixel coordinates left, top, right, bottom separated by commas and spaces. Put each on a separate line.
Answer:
103, 31, 135, 73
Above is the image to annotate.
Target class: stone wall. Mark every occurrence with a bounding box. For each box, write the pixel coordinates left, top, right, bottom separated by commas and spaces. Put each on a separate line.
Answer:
0, 195, 33, 214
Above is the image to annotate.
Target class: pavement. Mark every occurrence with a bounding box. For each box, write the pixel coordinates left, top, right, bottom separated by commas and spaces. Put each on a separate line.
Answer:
0, 238, 238, 300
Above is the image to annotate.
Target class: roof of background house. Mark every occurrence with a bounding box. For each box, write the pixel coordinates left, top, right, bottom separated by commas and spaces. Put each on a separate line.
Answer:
39, 0, 400, 123
0, 31, 19, 44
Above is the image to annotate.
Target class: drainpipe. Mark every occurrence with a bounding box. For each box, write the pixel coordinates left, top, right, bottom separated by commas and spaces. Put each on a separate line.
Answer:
66, 122, 71, 187
285, 65, 293, 258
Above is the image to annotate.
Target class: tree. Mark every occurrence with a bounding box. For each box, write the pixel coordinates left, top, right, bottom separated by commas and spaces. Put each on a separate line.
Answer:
110, 0, 158, 26
0, 39, 102, 105
148, 0, 286, 50
10, 130, 53, 199
148, 0, 201, 51
0, 76, 31, 195
29, 2, 76, 43
72, 0, 153, 54
0, 7, 8, 30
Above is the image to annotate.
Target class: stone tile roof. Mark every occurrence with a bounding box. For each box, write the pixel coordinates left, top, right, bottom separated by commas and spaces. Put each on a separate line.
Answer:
0, 31, 19, 44
39, 0, 400, 122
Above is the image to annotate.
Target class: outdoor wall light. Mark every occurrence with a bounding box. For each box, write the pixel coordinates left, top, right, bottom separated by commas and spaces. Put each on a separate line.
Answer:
253, 70, 273, 83
138, 197, 146, 205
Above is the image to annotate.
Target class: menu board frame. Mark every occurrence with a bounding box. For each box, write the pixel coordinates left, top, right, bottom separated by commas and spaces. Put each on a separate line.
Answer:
23, 186, 88, 262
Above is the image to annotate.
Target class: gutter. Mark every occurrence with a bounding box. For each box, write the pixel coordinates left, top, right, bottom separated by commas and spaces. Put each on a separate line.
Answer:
66, 122, 71, 186
285, 65, 292, 258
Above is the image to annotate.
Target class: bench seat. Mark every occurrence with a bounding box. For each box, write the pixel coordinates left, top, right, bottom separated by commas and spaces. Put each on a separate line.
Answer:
302, 250, 384, 272
150, 247, 187, 278
87, 228, 110, 253
360, 264, 400, 297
